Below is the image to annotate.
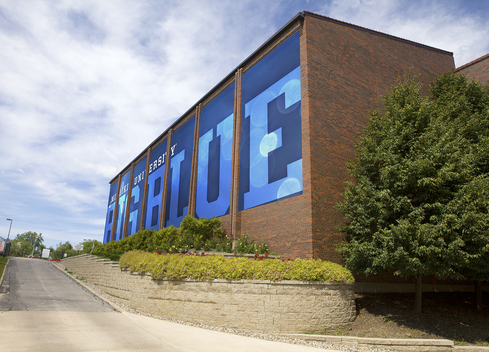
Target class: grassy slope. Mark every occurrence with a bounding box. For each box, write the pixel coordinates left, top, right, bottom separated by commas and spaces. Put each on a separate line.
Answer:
0, 257, 8, 280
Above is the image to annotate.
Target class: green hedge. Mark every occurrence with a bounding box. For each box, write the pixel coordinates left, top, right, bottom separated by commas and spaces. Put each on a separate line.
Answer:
119, 250, 354, 282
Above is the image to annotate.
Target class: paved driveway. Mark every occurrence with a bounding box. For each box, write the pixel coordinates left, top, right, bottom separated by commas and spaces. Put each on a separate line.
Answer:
0, 257, 336, 352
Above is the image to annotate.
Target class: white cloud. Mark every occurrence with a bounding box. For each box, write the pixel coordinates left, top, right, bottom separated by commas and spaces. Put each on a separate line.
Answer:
321, 0, 489, 67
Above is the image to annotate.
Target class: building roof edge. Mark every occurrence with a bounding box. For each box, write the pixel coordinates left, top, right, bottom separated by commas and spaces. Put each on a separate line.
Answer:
301, 11, 453, 56
454, 53, 489, 72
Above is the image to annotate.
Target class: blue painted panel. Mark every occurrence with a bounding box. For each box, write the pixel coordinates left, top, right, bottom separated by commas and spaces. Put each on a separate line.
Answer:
126, 157, 147, 237
115, 170, 131, 240
239, 31, 302, 211
144, 140, 168, 230
165, 116, 195, 228
195, 83, 234, 219
103, 181, 118, 243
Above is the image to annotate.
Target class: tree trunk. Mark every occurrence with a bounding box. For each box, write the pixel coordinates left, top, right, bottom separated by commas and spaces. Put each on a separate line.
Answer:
475, 280, 482, 311
415, 274, 422, 314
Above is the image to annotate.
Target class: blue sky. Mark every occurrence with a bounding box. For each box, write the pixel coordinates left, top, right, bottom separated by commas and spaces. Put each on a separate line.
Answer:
1, 0, 488, 249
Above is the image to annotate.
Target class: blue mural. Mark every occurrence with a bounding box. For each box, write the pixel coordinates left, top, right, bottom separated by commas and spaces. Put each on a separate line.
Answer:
126, 157, 147, 237
239, 31, 302, 211
144, 140, 169, 230
115, 170, 131, 240
104, 30, 303, 241
103, 181, 118, 243
165, 116, 195, 227
195, 83, 235, 219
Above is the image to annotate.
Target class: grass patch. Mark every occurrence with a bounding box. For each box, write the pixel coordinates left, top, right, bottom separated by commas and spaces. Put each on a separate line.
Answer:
0, 257, 8, 279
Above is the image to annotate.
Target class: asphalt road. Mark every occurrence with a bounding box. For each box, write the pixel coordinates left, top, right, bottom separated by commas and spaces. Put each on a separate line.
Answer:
0, 256, 114, 312
0, 257, 335, 352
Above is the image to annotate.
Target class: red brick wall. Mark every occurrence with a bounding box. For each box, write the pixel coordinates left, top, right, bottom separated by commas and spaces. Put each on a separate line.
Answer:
236, 194, 313, 259
456, 54, 489, 84
219, 214, 231, 237
302, 15, 455, 262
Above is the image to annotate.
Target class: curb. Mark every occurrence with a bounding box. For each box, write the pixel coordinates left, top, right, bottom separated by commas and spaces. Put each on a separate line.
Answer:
285, 334, 489, 352
50, 261, 124, 313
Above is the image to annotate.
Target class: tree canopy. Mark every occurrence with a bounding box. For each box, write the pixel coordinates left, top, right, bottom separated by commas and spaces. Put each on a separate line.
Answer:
48, 239, 102, 260
10, 231, 44, 257
337, 73, 489, 312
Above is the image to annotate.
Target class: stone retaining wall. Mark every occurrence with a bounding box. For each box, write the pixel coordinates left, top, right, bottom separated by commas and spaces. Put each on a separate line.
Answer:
61, 254, 355, 333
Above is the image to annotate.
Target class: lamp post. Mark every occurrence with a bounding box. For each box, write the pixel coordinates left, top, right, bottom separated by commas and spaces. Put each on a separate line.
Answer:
6, 219, 13, 240
4, 218, 13, 257
31, 233, 37, 257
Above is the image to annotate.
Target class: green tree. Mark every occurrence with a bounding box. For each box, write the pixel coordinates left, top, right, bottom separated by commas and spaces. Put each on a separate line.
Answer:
81, 239, 102, 254
52, 241, 73, 260
337, 73, 489, 313
32, 234, 44, 256
10, 237, 32, 257
10, 231, 43, 257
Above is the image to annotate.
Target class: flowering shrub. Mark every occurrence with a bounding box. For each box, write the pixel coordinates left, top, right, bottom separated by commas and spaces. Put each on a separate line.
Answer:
119, 250, 354, 283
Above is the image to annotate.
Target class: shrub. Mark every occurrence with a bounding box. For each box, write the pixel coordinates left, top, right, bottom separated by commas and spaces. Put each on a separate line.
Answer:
119, 250, 355, 283
180, 215, 223, 244
154, 226, 180, 252
216, 237, 232, 253
99, 252, 125, 261
93, 216, 270, 256
234, 233, 268, 254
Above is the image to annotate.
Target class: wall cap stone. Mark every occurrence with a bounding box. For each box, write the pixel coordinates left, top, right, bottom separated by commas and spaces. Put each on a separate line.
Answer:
120, 273, 354, 286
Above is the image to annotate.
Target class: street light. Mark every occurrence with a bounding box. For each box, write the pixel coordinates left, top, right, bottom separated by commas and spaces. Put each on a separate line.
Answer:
6, 218, 13, 240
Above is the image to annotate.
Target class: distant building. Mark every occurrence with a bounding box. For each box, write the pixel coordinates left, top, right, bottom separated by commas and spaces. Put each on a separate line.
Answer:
103, 11, 484, 261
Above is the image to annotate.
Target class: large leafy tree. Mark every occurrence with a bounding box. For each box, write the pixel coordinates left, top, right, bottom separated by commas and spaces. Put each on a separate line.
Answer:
81, 239, 102, 254
10, 236, 32, 257
337, 73, 489, 313
51, 241, 73, 260
10, 231, 44, 257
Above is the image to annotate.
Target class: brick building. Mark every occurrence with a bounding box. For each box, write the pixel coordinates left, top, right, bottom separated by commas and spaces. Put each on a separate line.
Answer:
455, 53, 489, 83
103, 11, 465, 261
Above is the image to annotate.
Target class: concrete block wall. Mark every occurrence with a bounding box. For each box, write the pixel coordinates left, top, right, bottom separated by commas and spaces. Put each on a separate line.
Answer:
61, 254, 356, 333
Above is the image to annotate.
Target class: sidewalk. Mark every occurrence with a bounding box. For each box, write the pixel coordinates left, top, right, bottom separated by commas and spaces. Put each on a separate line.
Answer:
0, 310, 339, 352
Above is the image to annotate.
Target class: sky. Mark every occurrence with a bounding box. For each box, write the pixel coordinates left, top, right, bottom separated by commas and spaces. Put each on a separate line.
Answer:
1, 0, 488, 249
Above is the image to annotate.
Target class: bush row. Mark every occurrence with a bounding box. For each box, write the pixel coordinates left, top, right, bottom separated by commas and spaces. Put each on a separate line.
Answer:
119, 250, 355, 282
93, 215, 268, 258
